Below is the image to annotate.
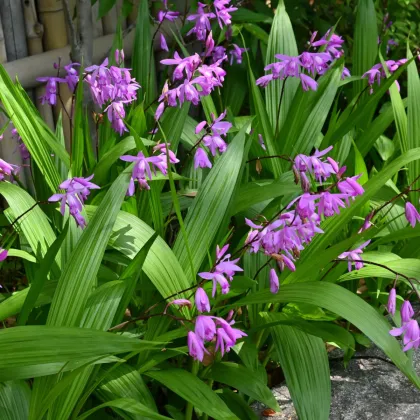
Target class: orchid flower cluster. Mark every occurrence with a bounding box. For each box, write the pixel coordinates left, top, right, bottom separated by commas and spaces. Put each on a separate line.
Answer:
155, 51, 226, 120
120, 143, 179, 196
244, 146, 367, 293
194, 110, 232, 169
37, 50, 139, 135
388, 293, 419, 351
168, 244, 246, 361
257, 29, 350, 91
48, 175, 100, 228
362, 59, 407, 94
186, 1, 238, 41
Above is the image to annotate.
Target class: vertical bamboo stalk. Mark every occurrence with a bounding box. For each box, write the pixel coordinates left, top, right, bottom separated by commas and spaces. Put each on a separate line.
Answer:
0, 2, 27, 185
22, 0, 55, 130
102, 5, 118, 35
37, 0, 72, 150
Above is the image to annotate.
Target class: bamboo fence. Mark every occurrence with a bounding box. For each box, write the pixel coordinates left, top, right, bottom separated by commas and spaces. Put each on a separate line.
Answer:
0, 0, 145, 160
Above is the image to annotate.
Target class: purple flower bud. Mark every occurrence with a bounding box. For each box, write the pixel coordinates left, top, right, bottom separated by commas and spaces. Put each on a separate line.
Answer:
195, 120, 207, 134
160, 33, 169, 52
164, 298, 192, 313
195, 287, 211, 313
269, 268, 279, 294
0, 248, 8, 261
258, 134, 266, 151
155, 102, 165, 121
387, 288, 397, 315
405, 202, 420, 228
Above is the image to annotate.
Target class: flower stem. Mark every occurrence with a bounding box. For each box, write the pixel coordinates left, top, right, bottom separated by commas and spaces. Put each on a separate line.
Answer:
185, 360, 200, 420
274, 77, 288, 140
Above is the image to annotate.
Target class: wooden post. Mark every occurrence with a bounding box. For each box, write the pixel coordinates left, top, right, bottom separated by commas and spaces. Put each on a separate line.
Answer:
22, 0, 55, 130
37, 0, 72, 149
0, 2, 27, 184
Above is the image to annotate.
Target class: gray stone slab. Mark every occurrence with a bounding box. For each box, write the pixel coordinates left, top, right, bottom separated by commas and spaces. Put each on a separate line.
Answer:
253, 346, 420, 419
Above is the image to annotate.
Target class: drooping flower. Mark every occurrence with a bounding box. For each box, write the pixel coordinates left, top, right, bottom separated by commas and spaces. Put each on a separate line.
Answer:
401, 300, 415, 324
164, 299, 192, 313
194, 148, 212, 169
229, 44, 247, 65
195, 315, 216, 341
269, 268, 279, 294
188, 331, 207, 361
405, 202, 420, 228
157, 10, 180, 22
389, 319, 420, 352
338, 240, 371, 272
214, 0, 237, 28
0, 248, 8, 261
63, 62, 80, 92
0, 158, 19, 181
387, 288, 397, 315
337, 175, 364, 198
362, 59, 407, 94
195, 287, 211, 313
49, 175, 99, 228
317, 192, 348, 218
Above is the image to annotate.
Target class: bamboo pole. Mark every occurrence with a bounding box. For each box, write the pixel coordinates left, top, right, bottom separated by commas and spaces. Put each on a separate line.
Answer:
37, 0, 72, 149
102, 5, 118, 35
0, 2, 27, 185
3, 18, 179, 89
92, 2, 104, 38
22, 0, 55, 130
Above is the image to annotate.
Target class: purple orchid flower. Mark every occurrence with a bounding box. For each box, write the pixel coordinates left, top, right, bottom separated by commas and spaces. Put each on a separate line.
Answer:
338, 240, 371, 272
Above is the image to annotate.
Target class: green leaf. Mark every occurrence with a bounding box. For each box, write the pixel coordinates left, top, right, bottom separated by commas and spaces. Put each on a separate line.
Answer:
234, 172, 299, 214
204, 362, 279, 411
132, 0, 156, 105
47, 167, 131, 327
219, 389, 258, 420
95, 364, 157, 418
77, 398, 171, 420
173, 122, 250, 279
262, 313, 330, 420
265, 0, 299, 132
0, 326, 159, 381
114, 233, 158, 324
145, 369, 236, 420
235, 282, 420, 387
407, 46, 420, 204
279, 63, 342, 157
0, 380, 31, 420
18, 222, 69, 326
0, 66, 65, 190
86, 207, 190, 298
0, 183, 59, 272
93, 136, 153, 185
352, 0, 378, 95
245, 49, 281, 177
98, 0, 117, 19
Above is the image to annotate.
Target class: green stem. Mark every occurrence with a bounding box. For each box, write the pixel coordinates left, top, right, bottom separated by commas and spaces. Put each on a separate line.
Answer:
185, 360, 200, 420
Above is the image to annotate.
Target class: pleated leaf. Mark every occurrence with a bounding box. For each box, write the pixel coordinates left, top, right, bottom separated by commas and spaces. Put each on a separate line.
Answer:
0, 66, 66, 190
261, 313, 331, 420
0, 380, 31, 420
47, 167, 132, 327
265, 0, 299, 132
204, 362, 279, 411
173, 123, 250, 279
407, 46, 420, 204
146, 369, 236, 420
0, 326, 159, 381
86, 207, 190, 298
352, 0, 378, 96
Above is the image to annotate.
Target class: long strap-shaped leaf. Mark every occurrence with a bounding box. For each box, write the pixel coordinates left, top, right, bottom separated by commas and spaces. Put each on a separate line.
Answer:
235, 282, 420, 387
173, 122, 250, 279
407, 46, 420, 205
0, 66, 67, 191
261, 313, 331, 420
265, 0, 299, 132
0, 380, 31, 420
